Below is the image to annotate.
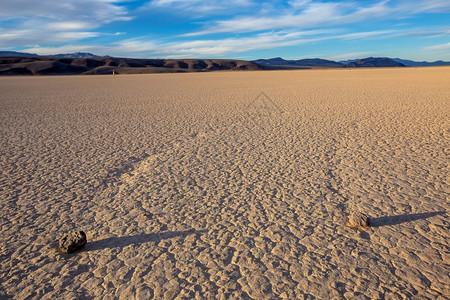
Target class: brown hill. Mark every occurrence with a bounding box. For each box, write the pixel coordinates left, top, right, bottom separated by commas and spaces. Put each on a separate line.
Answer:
0, 56, 261, 75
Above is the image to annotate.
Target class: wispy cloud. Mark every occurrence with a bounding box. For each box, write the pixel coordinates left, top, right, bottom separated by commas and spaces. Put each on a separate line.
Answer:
183, 0, 450, 36
337, 30, 396, 40
22, 28, 394, 58
327, 52, 375, 61
22, 45, 107, 56
390, 27, 450, 38
140, 0, 255, 16
0, 0, 132, 47
183, 2, 344, 36
22, 31, 312, 57
0, 0, 131, 22
423, 42, 450, 51
0, 27, 101, 48
288, 0, 312, 9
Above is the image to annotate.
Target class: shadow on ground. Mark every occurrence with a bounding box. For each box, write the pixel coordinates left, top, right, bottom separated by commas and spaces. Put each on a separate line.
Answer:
370, 211, 446, 228
84, 229, 205, 252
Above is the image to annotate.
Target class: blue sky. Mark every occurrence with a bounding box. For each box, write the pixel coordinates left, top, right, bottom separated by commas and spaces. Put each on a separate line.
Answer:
1, 0, 449, 61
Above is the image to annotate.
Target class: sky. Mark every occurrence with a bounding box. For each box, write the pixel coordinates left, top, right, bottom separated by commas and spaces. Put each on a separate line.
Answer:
1, 0, 449, 61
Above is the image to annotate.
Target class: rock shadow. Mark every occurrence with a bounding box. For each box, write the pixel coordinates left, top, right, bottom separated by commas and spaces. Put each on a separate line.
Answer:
84, 229, 204, 252
370, 211, 446, 228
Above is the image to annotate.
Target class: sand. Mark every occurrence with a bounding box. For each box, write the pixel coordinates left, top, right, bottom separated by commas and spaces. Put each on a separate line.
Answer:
0, 67, 449, 299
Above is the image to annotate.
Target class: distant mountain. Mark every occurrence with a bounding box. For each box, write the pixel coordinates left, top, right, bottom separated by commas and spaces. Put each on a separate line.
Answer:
392, 58, 450, 67
253, 56, 410, 68
294, 58, 343, 67
0, 51, 39, 57
253, 57, 291, 66
255, 57, 450, 68
338, 59, 359, 64
47, 52, 106, 58
0, 51, 106, 58
344, 57, 405, 68
253, 57, 343, 68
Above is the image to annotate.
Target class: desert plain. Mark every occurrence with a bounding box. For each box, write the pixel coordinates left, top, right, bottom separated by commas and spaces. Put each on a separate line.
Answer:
0, 67, 449, 299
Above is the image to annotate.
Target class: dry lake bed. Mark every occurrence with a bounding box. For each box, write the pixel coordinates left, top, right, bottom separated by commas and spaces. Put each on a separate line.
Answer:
0, 67, 449, 299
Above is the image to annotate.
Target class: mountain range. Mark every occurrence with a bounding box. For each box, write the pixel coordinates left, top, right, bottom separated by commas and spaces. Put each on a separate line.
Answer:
1, 51, 449, 75
252, 56, 450, 68
0, 56, 259, 75
343, 57, 405, 68
252, 57, 343, 68
0, 51, 104, 58
391, 58, 450, 67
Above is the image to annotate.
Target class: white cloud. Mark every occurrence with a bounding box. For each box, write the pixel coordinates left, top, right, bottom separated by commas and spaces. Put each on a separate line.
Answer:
0, 0, 132, 48
22, 38, 159, 57
183, 2, 344, 36
0, 24, 101, 48
22, 28, 397, 58
128, 29, 343, 57
23, 45, 105, 56
164, 29, 396, 57
141, 0, 255, 16
390, 27, 450, 38
19, 31, 307, 58
0, 0, 131, 22
337, 30, 395, 40
423, 42, 450, 51
288, 0, 312, 9
44, 22, 96, 31
327, 52, 375, 61
150, 0, 253, 6
184, 0, 450, 36
346, 0, 391, 20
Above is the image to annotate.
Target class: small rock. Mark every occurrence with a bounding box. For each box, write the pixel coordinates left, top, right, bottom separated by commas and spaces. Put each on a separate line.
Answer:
348, 211, 371, 228
59, 231, 87, 253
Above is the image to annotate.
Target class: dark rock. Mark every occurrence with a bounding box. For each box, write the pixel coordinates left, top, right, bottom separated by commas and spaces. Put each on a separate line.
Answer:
348, 211, 371, 228
59, 231, 87, 253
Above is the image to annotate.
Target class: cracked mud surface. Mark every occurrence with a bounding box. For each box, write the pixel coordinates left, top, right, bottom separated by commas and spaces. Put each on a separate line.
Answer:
1, 68, 449, 299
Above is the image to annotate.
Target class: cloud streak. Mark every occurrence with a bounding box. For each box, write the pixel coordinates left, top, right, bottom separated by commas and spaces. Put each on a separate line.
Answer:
326, 52, 375, 61
22, 28, 395, 58
423, 42, 450, 51
0, 0, 131, 47
183, 0, 450, 36
141, 0, 255, 16
0, 0, 131, 22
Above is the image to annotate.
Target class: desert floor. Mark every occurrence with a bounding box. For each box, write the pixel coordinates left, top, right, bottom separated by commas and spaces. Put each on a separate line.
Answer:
0, 67, 449, 299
